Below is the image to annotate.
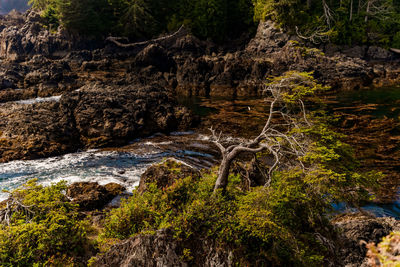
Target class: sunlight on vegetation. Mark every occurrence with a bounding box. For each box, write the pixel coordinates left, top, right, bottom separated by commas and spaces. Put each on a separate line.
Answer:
0, 179, 93, 266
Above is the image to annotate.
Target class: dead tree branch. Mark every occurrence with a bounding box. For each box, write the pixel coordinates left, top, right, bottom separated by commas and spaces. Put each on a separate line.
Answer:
295, 26, 331, 44
106, 25, 187, 48
211, 73, 313, 194
0, 197, 34, 226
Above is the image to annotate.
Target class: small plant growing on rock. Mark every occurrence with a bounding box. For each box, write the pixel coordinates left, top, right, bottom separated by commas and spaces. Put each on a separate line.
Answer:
367, 231, 400, 266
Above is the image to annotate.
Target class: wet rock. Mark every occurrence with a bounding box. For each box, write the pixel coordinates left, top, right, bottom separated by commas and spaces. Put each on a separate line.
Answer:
0, 84, 195, 162
67, 182, 126, 211
104, 183, 126, 196
61, 84, 189, 148
138, 159, 200, 193
0, 101, 80, 162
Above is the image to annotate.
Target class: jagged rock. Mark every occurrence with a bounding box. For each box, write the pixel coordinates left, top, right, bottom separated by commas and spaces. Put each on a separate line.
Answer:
138, 159, 200, 193
246, 20, 290, 54
0, 84, 195, 162
334, 214, 400, 266
0, 101, 80, 162
366, 46, 394, 60
67, 182, 125, 211
92, 228, 233, 267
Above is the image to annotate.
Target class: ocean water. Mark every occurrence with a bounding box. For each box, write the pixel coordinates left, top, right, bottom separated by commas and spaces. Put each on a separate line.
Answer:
0, 133, 217, 201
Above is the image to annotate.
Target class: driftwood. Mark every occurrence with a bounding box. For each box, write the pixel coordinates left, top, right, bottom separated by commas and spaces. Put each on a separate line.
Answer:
106, 25, 187, 48
390, 48, 400, 54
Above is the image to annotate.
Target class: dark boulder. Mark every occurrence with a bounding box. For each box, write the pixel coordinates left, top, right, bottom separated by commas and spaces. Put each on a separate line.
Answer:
92, 228, 233, 267
67, 182, 125, 211
366, 46, 394, 61
134, 44, 176, 73
334, 214, 400, 266
138, 159, 200, 193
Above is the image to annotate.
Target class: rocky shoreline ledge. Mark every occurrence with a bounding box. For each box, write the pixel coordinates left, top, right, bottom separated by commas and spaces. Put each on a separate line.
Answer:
0, 10, 400, 163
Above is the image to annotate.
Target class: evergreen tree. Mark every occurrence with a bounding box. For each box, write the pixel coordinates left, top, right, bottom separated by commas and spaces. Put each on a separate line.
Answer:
121, 0, 159, 39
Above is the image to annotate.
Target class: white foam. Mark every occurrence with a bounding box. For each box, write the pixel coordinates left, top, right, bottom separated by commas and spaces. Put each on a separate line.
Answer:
0, 134, 218, 200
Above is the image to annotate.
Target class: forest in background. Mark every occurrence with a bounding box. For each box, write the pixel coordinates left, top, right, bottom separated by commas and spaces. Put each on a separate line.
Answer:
24, 0, 400, 47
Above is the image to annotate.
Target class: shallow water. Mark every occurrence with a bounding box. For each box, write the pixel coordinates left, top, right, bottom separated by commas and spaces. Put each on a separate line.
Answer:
330, 86, 400, 119
330, 86, 400, 218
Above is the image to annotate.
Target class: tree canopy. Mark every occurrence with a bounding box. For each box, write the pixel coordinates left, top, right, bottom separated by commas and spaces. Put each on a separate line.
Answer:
27, 0, 400, 46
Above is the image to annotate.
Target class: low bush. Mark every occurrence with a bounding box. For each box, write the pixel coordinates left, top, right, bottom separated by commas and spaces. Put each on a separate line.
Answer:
0, 179, 94, 266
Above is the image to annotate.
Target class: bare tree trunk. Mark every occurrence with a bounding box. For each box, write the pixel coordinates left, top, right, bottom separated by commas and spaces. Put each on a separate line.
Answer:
214, 156, 233, 193
210, 72, 314, 195
350, 0, 354, 21
365, 0, 371, 22
322, 0, 333, 27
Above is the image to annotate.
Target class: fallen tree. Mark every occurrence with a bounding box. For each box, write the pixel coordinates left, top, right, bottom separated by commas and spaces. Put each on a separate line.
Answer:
105, 25, 187, 48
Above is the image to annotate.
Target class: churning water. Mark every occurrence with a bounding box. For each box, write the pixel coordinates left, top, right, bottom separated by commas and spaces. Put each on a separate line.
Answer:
0, 132, 218, 201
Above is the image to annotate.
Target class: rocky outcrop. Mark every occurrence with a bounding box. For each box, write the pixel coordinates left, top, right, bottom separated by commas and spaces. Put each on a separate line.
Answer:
1, 11, 399, 101
1, 10, 399, 162
138, 159, 200, 193
0, 10, 90, 61
334, 214, 400, 266
0, 84, 195, 162
67, 182, 125, 211
93, 228, 233, 267
92, 211, 400, 267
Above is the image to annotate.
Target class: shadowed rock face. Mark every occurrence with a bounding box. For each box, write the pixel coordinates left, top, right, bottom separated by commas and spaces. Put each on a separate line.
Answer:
333, 214, 400, 266
0, 84, 195, 162
0, 12, 399, 104
92, 228, 233, 267
0, 0, 29, 15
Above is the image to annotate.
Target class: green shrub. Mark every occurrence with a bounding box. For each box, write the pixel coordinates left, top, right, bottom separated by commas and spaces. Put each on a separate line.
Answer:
0, 179, 93, 266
